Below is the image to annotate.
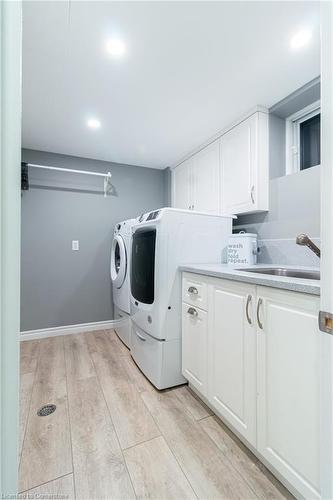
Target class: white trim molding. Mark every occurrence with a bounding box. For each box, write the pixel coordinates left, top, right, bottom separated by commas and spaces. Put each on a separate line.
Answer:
0, 1, 22, 495
320, 2, 333, 498
20, 319, 126, 341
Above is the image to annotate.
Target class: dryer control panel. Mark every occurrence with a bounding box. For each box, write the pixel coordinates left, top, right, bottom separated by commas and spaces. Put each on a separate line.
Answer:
137, 209, 161, 223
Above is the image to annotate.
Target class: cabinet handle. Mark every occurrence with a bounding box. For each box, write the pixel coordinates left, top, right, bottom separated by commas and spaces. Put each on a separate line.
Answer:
250, 185, 255, 204
188, 286, 198, 295
246, 294, 252, 325
257, 298, 263, 330
188, 205, 191, 210
135, 330, 146, 341
187, 307, 198, 317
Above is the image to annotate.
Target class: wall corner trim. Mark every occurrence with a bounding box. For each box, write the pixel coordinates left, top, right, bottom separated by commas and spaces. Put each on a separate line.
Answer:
20, 319, 124, 341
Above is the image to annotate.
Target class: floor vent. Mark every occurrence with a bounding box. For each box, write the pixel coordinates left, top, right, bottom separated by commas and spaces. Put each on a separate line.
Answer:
37, 404, 56, 417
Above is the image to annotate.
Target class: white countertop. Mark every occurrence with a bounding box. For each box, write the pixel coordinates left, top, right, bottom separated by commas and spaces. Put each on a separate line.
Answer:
180, 263, 320, 295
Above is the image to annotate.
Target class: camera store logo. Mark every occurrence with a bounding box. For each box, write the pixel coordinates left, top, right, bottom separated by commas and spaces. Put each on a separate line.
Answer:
2, 494, 69, 500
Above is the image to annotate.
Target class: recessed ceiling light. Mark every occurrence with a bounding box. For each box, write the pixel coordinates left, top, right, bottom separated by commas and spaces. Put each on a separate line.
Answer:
87, 118, 101, 129
106, 38, 126, 57
290, 29, 312, 49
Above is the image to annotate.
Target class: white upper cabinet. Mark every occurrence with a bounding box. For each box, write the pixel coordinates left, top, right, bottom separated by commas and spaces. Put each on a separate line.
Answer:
192, 140, 220, 214
220, 111, 269, 215
172, 157, 192, 210
172, 140, 220, 214
171, 108, 269, 216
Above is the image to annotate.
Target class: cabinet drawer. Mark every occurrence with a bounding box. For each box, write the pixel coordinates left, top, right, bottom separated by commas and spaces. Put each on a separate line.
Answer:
182, 302, 208, 394
182, 275, 208, 310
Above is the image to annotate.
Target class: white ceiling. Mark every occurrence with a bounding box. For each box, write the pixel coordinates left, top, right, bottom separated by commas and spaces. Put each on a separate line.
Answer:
22, 1, 320, 169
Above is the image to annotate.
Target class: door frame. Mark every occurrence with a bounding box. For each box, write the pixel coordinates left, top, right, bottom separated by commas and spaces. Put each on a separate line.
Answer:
320, 3, 333, 499
0, 1, 22, 495
0, 1, 332, 498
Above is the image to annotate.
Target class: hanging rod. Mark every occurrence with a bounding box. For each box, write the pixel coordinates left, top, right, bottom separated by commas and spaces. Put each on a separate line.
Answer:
21, 162, 114, 197
25, 163, 110, 178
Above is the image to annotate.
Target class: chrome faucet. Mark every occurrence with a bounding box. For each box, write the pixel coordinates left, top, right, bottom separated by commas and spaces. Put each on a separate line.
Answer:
296, 233, 321, 258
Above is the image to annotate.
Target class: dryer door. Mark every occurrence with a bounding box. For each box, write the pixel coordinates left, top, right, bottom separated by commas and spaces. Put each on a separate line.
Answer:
110, 234, 127, 288
131, 228, 156, 304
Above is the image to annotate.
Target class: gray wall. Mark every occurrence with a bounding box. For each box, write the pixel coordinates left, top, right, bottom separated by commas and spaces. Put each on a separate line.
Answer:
163, 167, 172, 206
234, 167, 320, 266
269, 113, 285, 179
234, 166, 320, 239
21, 149, 167, 331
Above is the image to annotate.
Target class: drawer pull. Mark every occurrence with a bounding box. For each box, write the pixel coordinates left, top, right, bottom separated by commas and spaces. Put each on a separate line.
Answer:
187, 307, 198, 317
188, 286, 198, 295
135, 331, 146, 341
257, 298, 263, 330
251, 185, 255, 204
246, 294, 252, 325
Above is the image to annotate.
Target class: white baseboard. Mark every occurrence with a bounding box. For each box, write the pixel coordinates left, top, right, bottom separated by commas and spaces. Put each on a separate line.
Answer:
20, 319, 125, 341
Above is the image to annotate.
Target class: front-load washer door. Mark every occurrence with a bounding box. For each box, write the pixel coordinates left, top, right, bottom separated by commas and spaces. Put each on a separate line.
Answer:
110, 234, 127, 288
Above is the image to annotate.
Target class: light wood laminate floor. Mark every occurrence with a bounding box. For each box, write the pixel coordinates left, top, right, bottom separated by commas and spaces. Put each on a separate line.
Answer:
19, 330, 293, 499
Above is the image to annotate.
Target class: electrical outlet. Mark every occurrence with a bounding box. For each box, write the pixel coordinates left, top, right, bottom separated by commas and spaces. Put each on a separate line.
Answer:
72, 240, 79, 251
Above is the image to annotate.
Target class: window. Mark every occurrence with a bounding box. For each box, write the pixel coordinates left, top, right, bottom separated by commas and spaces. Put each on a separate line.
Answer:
299, 114, 320, 170
286, 101, 320, 174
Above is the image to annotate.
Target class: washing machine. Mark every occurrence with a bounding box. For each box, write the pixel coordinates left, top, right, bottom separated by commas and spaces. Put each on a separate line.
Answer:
130, 207, 234, 389
111, 218, 135, 347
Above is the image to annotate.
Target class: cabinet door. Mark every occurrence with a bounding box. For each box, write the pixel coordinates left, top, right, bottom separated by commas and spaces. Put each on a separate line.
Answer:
209, 280, 257, 445
172, 159, 192, 210
220, 114, 256, 215
182, 302, 208, 395
192, 140, 220, 214
220, 112, 268, 215
257, 287, 320, 500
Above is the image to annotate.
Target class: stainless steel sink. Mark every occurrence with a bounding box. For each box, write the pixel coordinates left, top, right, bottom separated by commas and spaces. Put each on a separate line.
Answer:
236, 267, 320, 280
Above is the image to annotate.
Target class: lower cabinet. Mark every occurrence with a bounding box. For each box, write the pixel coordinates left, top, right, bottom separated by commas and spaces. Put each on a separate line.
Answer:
256, 286, 320, 500
209, 280, 257, 446
182, 272, 321, 499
